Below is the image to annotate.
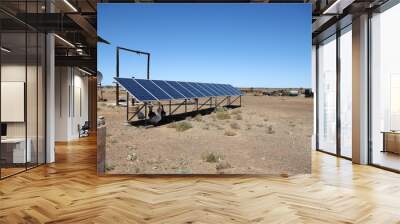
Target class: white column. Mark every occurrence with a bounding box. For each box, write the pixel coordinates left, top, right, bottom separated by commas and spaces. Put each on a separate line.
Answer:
352, 14, 369, 164
46, 32, 55, 163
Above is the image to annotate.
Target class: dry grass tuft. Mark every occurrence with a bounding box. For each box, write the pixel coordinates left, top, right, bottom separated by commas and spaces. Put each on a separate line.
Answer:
216, 111, 231, 120
105, 163, 115, 171
175, 121, 193, 132
230, 122, 240, 130
231, 109, 242, 115
167, 121, 193, 132
194, 114, 202, 122
202, 152, 224, 163
234, 114, 243, 120
216, 161, 232, 170
224, 130, 237, 136
267, 125, 275, 134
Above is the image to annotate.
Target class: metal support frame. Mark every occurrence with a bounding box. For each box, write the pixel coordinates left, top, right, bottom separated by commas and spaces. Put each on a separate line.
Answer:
123, 93, 242, 124
116, 46, 150, 106
198, 97, 213, 110
215, 96, 229, 108
171, 100, 187, 115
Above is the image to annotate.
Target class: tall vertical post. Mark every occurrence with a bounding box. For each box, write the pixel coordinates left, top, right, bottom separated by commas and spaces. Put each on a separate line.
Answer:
352, 14, 369, 164
126, 92, 129, 121
147, 53, 150, 80
116, 47, 120, 106
336, 29, 341, 157
185, 100, 187, 113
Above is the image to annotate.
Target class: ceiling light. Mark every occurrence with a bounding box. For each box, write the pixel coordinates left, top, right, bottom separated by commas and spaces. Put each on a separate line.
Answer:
54, 34, 75, 48
323, 0, 355, 15
1, 47, 11, 53
63, 0, 78, 12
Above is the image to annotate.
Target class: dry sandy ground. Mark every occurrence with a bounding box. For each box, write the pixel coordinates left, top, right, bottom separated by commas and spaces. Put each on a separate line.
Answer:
99, 88, 312, 175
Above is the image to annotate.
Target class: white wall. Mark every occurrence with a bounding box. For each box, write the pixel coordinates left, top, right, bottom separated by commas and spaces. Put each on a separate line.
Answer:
55, 67, 89, 141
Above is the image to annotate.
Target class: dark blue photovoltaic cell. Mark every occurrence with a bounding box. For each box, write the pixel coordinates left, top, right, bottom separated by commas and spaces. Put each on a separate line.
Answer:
135, 79, 172, 100
209, 83, 227, 96
166, 81, 196, 98
215, 84, 231, 96
178, 82, 206, 98
199, 83, 219, 96
152, 80, 186, 99
114, 77, 157, 101
204, 83, 223, 96
219, 84, 237, 95
189, 82, 213, 97
225, 84, 242, 95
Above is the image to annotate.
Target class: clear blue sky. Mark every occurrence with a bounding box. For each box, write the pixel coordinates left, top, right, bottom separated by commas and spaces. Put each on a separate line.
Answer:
98, 4, 311, 88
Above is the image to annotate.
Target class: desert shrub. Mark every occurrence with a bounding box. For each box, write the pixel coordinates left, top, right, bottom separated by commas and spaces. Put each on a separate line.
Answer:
126, 152, 137, 161
167, 122, 177, 128
267, 125, 275, 134
176, 167, 192, 174
215, 107, 227, 113
234, 114, 243, 120
216, 111, 231, 120
231, 109, 242, 115
230, 122, 240, 130
110, 138, 118, 144
264, 118, 269, 122
224, 130, 237, 136
105, 163, 115, 171
202, 152, 224, 163
256, 124, 264, 128
175, 121, 193, 132
194, 114, 202, 122
216, 161, 232, 170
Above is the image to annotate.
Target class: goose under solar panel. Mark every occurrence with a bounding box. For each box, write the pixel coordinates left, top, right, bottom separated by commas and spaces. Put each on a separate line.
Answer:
166, 81, 196, 99
135, 79, 172, 100
114, 77, 157, 101
152, 80, 186, 99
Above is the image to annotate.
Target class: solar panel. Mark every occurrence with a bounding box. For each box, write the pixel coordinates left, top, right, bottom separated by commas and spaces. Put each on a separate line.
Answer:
208, 83, 227, 96
166, 81, 196, 99
215, 84, 232, 96
189, 82, 213, 97
225, 84, 242, 95
198, 83, 219, 96
114, 77, 157, 101
219, 84, 237, 96
116, 77, 241, 102
152, 80, 186, 99
177, 82, 206, 98
135, 79, 172, 100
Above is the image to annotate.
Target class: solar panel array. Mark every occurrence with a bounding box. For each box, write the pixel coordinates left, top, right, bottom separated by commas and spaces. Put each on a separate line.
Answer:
114, 77, 242, 102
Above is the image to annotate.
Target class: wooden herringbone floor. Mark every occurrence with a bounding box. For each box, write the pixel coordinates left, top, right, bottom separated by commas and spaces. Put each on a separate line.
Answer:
1, 135, 400, 224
